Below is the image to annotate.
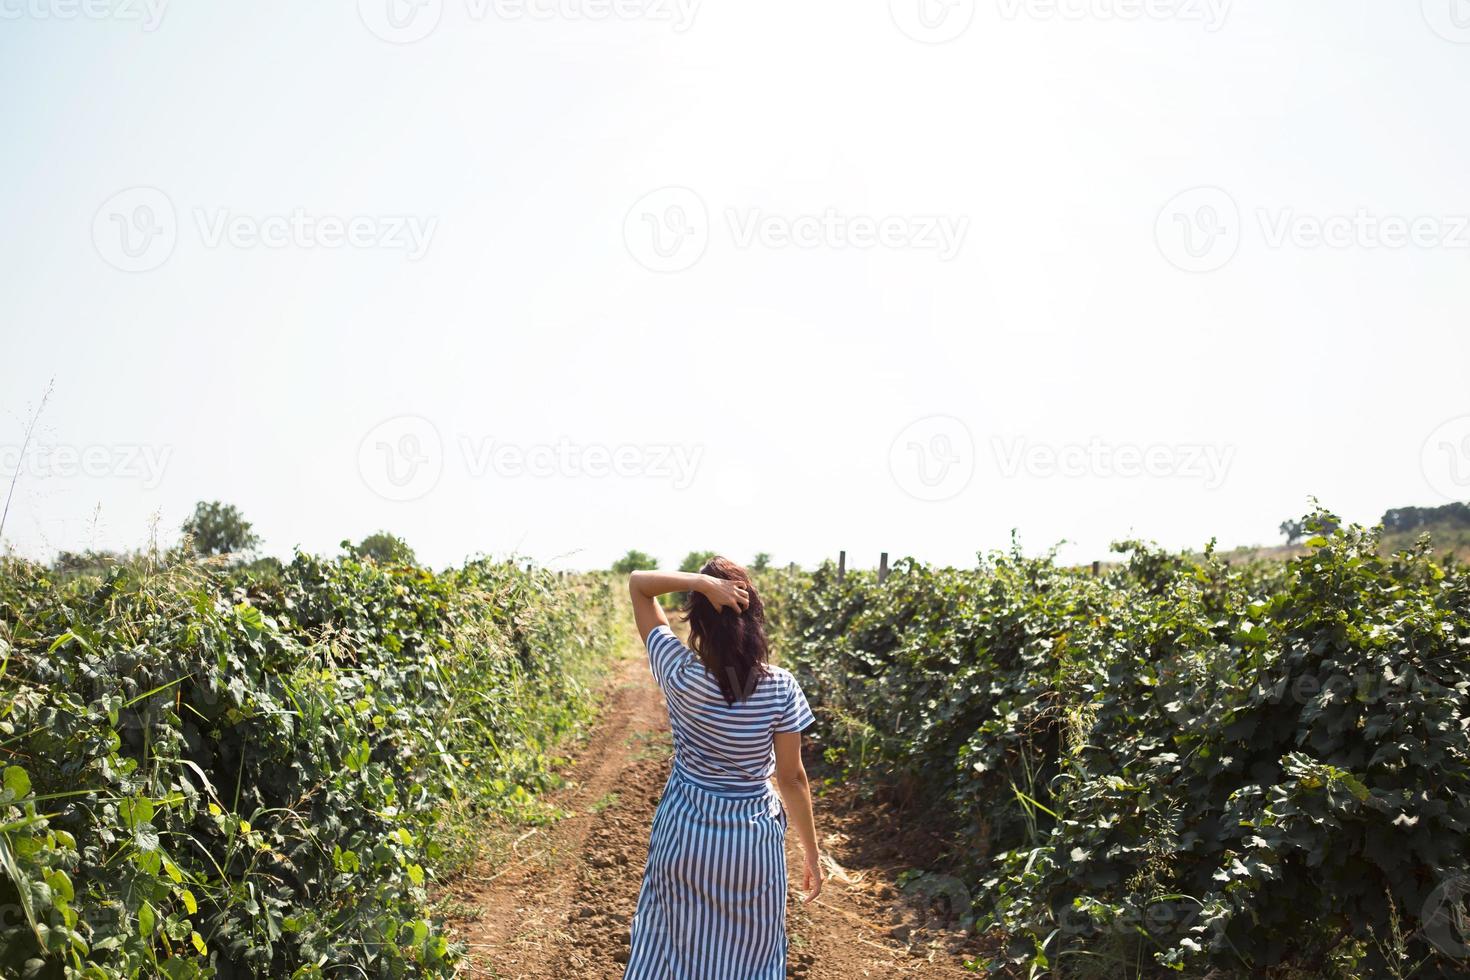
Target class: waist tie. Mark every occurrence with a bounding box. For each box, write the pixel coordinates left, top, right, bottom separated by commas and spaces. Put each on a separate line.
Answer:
668, 760, 773, 800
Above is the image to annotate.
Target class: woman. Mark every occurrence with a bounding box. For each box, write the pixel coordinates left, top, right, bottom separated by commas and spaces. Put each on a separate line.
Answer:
623, 557, 822, 980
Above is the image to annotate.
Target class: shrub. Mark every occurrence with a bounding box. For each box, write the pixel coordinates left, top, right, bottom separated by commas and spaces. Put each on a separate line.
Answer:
766, 512, 1470, 977
0, 553, 618, 978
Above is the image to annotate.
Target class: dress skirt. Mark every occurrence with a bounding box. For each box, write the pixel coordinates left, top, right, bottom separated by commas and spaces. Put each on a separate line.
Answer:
623, 763, 789, 980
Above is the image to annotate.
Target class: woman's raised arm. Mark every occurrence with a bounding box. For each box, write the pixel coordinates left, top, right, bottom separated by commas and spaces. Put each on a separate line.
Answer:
627, 571, 749, 642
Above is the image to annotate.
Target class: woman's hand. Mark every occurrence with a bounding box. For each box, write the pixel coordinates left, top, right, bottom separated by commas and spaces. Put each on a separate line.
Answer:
698, 575, 749, 614
801, 849, 823, 904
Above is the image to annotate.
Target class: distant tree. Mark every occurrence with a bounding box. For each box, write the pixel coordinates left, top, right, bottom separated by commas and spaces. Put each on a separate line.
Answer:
239, 555, 285, 586
1283, 513, 1340, 545
1382, 502, 1470, 533
182, 501, 261, 557
751, 552, 773, 571
679, 550, 718, 573
346, 531, 417, 565
1279, 519, 1305, 546
612, 550, 658, 574
51, 549, 124, 576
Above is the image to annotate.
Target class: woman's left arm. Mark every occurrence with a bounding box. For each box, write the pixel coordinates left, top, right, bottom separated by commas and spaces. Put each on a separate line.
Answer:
627, 571, 748, 642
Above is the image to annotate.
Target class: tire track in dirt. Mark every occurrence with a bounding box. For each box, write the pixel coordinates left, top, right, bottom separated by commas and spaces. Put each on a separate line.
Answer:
446, 623, 981, 978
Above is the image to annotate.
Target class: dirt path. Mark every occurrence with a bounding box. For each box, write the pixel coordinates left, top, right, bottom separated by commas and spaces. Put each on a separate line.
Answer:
444, 623, 980, 978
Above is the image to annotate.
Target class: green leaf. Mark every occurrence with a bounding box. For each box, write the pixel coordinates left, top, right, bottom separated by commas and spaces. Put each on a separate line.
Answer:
235, 602, 266, 631
45, 869, 74, 903
119, 797, 155, 830
344, 740, 371, 772
0, 833, 40, 943
2, 766, 31, 801
134, 825, 161, 853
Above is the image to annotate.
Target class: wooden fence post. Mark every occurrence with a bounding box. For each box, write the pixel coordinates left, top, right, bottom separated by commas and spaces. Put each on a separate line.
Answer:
1091, 561, 1100, 577
878, 552, 890, 584
838, 550, 846, 583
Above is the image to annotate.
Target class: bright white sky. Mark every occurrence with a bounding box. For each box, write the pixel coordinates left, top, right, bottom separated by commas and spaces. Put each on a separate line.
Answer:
2, 0, 1469, 571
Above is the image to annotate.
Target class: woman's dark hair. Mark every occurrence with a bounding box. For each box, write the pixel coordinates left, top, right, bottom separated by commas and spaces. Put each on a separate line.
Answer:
682, 556, 769, 705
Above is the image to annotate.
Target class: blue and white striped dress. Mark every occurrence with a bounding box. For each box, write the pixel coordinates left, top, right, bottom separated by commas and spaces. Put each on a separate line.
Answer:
624, 625, 816, 980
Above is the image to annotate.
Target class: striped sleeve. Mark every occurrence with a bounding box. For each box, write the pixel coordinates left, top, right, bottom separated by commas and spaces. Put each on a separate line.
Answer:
646, 625, 691, 688
776, 672, 815, 733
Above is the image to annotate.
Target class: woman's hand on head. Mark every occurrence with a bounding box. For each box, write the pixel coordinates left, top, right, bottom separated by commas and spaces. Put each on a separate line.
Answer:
699, 576, 750, 614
